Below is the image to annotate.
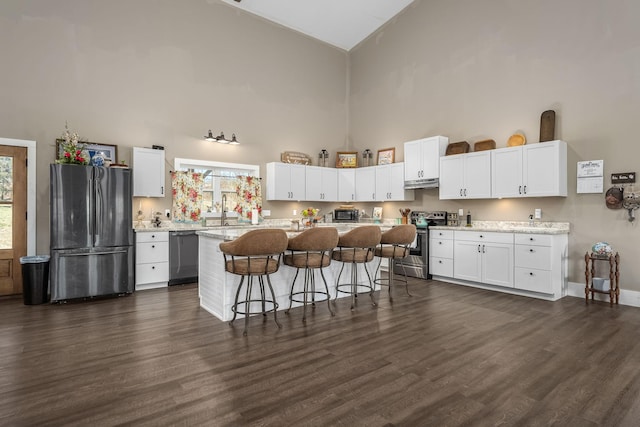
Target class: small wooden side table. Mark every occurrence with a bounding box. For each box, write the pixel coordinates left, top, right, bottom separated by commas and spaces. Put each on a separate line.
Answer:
584, 252, 620, 305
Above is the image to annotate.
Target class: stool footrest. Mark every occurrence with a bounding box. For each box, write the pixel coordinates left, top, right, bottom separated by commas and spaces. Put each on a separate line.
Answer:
336, 283, 374, 295
290, 290, 331, 304
231, 299, 279, 316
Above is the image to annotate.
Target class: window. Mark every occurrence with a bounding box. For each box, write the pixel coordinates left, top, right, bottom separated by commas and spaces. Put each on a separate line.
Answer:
173, 158, 260, 214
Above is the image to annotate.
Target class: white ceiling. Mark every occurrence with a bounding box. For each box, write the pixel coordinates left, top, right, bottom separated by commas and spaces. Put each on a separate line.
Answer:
219, 0, 415, 51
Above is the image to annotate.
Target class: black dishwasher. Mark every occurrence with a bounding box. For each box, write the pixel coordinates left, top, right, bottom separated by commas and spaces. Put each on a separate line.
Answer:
169, 231, 198, 285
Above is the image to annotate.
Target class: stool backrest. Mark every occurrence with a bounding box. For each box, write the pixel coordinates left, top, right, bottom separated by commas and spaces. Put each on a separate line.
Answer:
287, 227, 339, 252
380, 224, 417, 245
219, 229, 288, 256
337, 225, 381, 249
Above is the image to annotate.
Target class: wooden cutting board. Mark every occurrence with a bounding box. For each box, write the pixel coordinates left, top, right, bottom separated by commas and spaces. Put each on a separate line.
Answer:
540, 110, 555, 142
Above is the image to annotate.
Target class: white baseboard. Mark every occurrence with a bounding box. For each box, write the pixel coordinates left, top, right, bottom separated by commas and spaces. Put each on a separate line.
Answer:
567, 281, 640, 308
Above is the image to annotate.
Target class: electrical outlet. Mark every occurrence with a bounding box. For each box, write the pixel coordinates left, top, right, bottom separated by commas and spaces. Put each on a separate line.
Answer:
534, 208, 542, 219
262, 210, 271, 217
165, 209, 171, 218
292, 209, 297, 216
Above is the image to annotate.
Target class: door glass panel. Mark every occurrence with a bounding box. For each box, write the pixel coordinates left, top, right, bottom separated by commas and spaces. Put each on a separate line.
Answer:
0, 155, 12, 249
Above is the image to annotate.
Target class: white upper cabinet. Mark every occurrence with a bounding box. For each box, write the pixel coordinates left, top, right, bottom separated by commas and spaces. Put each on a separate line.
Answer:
492, 140, 567, 198
266, 162, 306, 201
305, 166, 338, 202
404, 136, 449, 182
439, 151, 492, 200
133, 147, 165, 197
355, 166, 376, 201
338, 169, 356, 202
375, 163, 415, 201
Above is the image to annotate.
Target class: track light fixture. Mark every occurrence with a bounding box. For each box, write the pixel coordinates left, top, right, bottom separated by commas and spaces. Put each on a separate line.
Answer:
204, 130, 240, 145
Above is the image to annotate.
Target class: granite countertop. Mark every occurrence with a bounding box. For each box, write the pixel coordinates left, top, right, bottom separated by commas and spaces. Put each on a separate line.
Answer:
197, 222, 392, 240
430, 220, 570, 235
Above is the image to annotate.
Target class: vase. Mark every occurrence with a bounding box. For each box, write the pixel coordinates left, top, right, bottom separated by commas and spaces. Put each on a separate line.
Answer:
91, 151, 105, 167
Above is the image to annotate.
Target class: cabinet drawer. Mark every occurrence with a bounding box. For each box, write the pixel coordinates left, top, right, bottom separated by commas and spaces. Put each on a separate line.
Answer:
515, 245, 551, 270
136, 231, 169, 243
454, 230, 513, 244
430, 238, 454, 258
135, 262, 169, 285
430, 257, 453, 277
431, 229, 453, 240
514, 233, 552, 246
514, 267, 552, 294
136, 241, 169, 264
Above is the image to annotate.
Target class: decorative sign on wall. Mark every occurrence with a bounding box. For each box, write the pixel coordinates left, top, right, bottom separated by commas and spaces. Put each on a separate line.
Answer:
611, 172, 636, 184
577, 160, 604, 194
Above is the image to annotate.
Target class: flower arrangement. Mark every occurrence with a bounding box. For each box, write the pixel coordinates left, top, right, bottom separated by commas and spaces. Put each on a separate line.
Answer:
301, 207, 319, 218
56, 122, 89, 165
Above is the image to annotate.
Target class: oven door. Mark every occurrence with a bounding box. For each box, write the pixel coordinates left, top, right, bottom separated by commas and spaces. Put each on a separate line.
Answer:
409, 229, 425, 257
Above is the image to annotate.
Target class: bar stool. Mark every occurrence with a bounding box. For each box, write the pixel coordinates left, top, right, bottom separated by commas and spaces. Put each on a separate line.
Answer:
374, 224, 417, 300
219, 229, 288, 336
283, 227, 339, 322
332, 225, 382, 310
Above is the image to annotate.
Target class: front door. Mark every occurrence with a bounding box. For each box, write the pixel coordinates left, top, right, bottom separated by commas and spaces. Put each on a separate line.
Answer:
0, 145, 27, 296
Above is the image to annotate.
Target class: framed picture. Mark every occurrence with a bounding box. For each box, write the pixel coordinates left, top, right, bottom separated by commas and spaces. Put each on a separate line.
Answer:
377, 147, 395, 165
336, 151, 358, 168
372, 207, 383, 220
56, 140, 119, 165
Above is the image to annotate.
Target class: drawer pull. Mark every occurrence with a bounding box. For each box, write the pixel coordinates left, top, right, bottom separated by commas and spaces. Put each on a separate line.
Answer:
529, 249, 534, 252
439, 242, 442, 245
529, 272, 534, 276
151, 235, 155, 239
439, 260, 443, 264
152, 266, 155, 270
152, 245, 155, 248
529, 237, 534, 241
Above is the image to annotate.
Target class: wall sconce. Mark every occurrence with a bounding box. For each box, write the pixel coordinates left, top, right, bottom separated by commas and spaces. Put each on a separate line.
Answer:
362, 149, 373, 167
204, 130, 240, 145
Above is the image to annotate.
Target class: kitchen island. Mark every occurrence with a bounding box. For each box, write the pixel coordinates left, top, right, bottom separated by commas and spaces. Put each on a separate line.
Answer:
197, 225, 386, 322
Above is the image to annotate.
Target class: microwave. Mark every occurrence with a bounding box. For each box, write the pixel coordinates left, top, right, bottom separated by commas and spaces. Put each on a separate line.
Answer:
333, 208, 359, 223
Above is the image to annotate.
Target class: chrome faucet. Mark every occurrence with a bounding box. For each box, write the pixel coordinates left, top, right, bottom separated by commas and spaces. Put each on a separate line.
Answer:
221, 194, 227, 226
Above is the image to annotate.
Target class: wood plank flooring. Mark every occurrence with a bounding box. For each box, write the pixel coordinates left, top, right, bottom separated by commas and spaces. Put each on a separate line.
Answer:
2, 278, 640, 426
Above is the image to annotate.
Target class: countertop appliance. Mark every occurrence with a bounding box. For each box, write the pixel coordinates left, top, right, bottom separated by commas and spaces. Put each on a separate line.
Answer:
394, 210, 447, 279
333, 208, 359, 223
169, 230, 198, 285
50, 164, 133, 301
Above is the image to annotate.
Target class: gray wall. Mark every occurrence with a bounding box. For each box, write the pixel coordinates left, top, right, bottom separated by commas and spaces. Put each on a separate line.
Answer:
349, 0, 640, 289
2, 0, 639, 291
0, 0, 347, 251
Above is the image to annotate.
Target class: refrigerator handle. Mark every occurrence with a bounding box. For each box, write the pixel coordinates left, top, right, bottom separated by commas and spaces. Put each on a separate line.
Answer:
60, 250, 128, 257
94, 170, 102, 243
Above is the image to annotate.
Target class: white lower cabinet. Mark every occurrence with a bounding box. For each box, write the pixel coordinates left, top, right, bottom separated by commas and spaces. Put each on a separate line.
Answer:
514, 233, 567, 296
135, 231, 169, 290
430, 229, 454, 277
432, 228, 568, 301
453, 231, 513, 288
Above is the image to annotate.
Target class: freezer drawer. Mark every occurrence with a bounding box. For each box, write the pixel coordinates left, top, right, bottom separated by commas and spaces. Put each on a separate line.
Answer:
51, 247, 134, 301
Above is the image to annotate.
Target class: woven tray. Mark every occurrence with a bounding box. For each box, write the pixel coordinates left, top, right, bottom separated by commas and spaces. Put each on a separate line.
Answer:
474, 139, 496, 152
445, 141, 470, 155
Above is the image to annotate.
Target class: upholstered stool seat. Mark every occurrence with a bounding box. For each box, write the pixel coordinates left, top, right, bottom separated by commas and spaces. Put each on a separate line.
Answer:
374, 224, 417, 300
283, 227, 339, 322
332, 225, 382, 309
219, 229, 288, 335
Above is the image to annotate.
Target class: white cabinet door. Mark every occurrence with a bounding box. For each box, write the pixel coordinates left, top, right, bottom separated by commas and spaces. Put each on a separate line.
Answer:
133, 147, 165, 197
338, 169, 356, 202
355, 166, 376, 201
375, 163, 413, 201
439, 155, 465, 199
375, 165, 391, 201
481, 242, 514, 287
440, 152, 491, 199
266, 162, 306, 200
492, 140, 567, 198
453, 240, 482, 282
404, 136, 448, 182
305, 166, 337, 201
492, 146, 523, 198
523, 141, 567, 197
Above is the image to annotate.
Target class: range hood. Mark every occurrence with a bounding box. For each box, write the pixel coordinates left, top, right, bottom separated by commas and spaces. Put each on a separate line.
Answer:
404, 178, 439, 190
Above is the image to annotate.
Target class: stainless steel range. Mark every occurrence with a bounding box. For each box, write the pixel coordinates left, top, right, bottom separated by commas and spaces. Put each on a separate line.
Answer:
394, 211, 447, 279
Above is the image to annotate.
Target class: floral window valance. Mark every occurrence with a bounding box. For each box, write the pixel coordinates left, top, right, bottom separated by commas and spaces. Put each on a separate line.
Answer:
171, 171, 203, 223
234, 176, 262, 223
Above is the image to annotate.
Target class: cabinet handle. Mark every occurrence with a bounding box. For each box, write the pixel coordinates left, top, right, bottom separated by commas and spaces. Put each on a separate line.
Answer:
151, 235, 155, 239
464, 189, 467, 196
529, 272, 534, 276
460, 189, 463, 196
372, 193, 375, 199
439, 260, 442, 264
439, 241, 442, 245
529, 249, 534, 252
479, 234, 484, 238
523, 185, 527, 194
530, 237, 534, 241
152, 266, 155, 270
482, 245, 486, 253
152, 245, 155, 248
519, 185, 522, 194
477, 245, 481, 253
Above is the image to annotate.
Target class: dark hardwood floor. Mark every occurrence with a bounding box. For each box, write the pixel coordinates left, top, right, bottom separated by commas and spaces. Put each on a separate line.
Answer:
2, 278, 640, 426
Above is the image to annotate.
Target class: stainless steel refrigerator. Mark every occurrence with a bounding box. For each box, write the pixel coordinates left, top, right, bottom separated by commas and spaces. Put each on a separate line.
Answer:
50, 164, 134, 301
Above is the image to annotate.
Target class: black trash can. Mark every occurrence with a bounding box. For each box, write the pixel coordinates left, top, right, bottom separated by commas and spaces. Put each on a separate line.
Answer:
20, 255, 50, 305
